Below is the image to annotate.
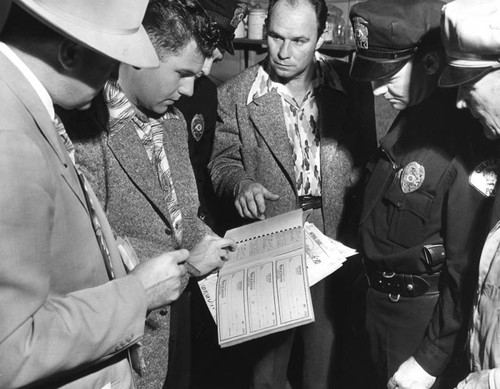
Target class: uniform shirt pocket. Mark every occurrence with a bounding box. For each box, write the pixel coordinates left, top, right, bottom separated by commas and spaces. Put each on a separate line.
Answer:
383, 185, 434, 248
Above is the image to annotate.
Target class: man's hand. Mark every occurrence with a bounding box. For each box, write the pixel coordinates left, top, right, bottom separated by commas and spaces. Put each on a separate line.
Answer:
388, 357, 436, 389
129, 249, 189, 311
189, 234, 237, 276
455, 370, 491, 389
234, 179, 280, 220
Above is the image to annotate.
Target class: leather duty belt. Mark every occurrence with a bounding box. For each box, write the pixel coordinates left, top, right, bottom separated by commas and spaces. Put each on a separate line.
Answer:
366, 271, 440, 302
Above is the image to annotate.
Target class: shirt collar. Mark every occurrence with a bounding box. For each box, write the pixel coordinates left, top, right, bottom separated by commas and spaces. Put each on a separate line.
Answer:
104, 80, 139, 125
0, 42, 55, 120
247, 52, 345, 105
104, 80, 180, 134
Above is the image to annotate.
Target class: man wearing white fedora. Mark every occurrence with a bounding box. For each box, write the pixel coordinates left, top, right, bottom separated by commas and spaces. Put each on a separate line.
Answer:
0, 1, 192, 388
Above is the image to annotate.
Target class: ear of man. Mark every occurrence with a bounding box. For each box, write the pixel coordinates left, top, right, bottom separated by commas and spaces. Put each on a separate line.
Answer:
422, 50, 440, 76
58, 39, 82, 71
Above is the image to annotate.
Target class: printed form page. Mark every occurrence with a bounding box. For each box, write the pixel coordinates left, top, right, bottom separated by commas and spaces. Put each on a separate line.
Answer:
217, 210, 314, 347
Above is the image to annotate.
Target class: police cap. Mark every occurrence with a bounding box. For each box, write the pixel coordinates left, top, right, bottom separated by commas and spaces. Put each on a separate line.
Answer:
197, 0, 248, 55
349, 0, 444, 82
439, 0, 500, 88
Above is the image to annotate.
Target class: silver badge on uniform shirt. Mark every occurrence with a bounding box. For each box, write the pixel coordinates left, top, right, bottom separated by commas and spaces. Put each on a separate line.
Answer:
191, 114, 205, 142
469, 159, 500, 197
400, 161, 425, 193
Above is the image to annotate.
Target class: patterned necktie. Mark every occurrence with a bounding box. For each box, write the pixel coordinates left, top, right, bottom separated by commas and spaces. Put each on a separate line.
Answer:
53, 113, 145, 374
53, 114, 115, 280
75, 170, 116, 280
53, 114, 76, 164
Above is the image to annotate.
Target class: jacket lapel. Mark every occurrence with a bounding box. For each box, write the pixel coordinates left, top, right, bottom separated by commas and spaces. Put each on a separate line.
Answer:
107, 121, 175, 232
163, 114, 207, 246
0, 52, 87, 210
248, 90, 296, 188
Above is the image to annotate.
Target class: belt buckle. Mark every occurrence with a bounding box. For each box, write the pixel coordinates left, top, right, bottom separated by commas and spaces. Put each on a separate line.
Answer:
388, 293, 400, 303
383, 272, 399, 302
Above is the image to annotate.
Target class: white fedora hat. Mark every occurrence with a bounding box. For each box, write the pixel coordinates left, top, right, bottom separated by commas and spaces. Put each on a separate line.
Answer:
12, 0, 159, 68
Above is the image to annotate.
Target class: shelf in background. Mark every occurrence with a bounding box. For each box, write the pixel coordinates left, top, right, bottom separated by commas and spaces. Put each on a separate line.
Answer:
233, 38, 354, 53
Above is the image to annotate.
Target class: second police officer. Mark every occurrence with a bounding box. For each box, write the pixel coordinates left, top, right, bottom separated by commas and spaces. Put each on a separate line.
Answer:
349, 0, 494, 388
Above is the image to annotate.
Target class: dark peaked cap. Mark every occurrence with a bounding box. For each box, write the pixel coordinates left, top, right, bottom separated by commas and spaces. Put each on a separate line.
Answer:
197, 0, 248, 55
349, 0, 444, 82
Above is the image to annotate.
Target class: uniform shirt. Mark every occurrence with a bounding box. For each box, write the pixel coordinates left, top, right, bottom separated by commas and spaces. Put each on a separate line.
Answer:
360, 88, 489, 376
247, 52, 344, 196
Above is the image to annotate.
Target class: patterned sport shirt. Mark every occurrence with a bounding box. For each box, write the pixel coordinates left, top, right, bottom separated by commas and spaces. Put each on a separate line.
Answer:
247, 52, 344, 196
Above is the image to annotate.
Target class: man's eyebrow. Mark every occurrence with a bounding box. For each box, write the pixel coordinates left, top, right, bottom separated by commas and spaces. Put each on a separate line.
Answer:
267, 30, 309, 41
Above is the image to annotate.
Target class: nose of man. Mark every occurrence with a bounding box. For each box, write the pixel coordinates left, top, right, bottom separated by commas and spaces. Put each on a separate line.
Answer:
455, 87, 468, 110
371, 81, 388, 97
278, 40, 292, 60
202, 57, 215, 77
179, 77, 196, 98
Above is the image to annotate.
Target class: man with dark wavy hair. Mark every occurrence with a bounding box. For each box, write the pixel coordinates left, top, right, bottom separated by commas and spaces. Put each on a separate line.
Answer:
60, 0, 236, 388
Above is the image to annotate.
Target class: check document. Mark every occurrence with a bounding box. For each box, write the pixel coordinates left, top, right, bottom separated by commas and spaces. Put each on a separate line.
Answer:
197, 210, 357, 347
217, 210, 313, 347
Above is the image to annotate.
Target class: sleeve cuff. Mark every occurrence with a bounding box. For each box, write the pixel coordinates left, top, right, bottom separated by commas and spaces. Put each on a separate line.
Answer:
413, 338, 450, 377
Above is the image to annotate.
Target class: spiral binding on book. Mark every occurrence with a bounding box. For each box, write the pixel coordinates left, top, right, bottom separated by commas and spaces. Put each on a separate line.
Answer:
235, 225, 303, 243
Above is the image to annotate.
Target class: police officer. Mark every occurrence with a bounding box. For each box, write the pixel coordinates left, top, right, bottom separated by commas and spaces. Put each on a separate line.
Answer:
349, 0, 492, 388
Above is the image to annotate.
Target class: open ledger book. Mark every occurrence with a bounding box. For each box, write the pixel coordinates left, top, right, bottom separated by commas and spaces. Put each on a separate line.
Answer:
198, 209, 357, 348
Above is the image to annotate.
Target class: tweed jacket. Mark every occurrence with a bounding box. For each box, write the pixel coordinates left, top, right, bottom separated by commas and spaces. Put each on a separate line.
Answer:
71, 91, 212, 389
209, 57, 376, 240
0, 53, 147, 388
